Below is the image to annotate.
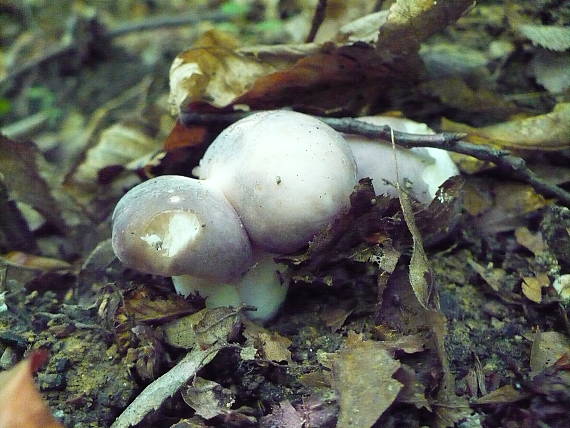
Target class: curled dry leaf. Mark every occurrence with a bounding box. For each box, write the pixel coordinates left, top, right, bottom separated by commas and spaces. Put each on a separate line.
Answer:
332, 333, 402, 427
0, 350, 64, 428
182, 377, 235, 420
521, 273, 550, 304
442, 103, 570, 150
242, 319, 292, 363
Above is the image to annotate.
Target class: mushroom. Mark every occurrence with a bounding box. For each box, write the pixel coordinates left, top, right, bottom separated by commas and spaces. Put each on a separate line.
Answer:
111, 175, 252, 281
196, 110, 358, 253
173, 251, 287, 322
345, 116, 459, 204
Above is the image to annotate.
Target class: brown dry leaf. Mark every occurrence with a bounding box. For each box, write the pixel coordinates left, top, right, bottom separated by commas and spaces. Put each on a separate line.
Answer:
332, 333, 402, 427
319, 305, 353, 332
394, 365, 430, 409
379, 333, 425, 354
260, 400, 304, 428
0, 350, 64, 428
474, 182, 548, 234
530, 331, 570, 376
399, 186, 437, 311
2, 251, 71, 271
515, 227, 547, 255
169, 30, 282, 113
0, 134, 65, 230
421, 77, 518, 115
442, 103, 570, 150
163, 120, 208, 151
163, 307, 241, 350
376, 0, 475, 58
181, 377, 235, 420
473, 385, 530, 405
467, 260, 506, 294
522, 273, 550, 303
120, 285, 199, 325
298, 371, 332, 388
243, 319, 292, 363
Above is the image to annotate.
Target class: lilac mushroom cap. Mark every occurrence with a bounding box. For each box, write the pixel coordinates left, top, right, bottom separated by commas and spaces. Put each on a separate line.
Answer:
196, 110, 358, 253
112, 175, 252, 281
345, 116, 459, 204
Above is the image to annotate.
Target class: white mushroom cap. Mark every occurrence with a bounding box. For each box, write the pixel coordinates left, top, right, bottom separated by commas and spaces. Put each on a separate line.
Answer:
197, 110, 358, 253
112, 175, 252, 281
346, 116, 459, 204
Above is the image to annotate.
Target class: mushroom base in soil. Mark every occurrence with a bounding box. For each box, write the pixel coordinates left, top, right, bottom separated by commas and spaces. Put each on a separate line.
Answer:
111, 110, 459, 322
172, 253, 288, 322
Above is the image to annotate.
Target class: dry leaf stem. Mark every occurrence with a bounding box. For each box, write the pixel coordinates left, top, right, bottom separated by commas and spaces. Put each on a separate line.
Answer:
181, 111, 570, 207
305, 0, 328, 43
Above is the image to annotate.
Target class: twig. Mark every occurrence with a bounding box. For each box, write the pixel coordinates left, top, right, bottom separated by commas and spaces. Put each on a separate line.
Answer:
180, 111, 570, 207
1, 11, 233, 88
305, 0, 328, 43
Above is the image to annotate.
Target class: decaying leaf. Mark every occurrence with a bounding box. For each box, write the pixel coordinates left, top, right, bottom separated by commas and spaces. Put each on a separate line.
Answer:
530, 331, 570, 376
473, 385, 530, 405
515, 227, 547, 256
442, 103, 570, 150
260, 400, 304, 428
110, 344, 225, 428
521, 273, 550, 303
332, 333, 402, 427
0, 350, 64, 428
243, 319, 292, 363
182, 377, 235, 420
517, 24, 570, 51
376, 0, 475, 58
399, 184, 436, 311
0, 134, 65, 230
531, 50, 570, 94
1, 251, 71, 271
163, 307, 241, 350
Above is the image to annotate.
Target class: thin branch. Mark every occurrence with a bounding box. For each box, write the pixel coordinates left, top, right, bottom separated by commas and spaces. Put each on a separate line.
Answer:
305, 0, 328, 43
1, 11, 232, 88
180, 111, 570, 207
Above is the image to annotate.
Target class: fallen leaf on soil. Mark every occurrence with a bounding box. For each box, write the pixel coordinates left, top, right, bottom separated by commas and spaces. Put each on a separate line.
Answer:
242, 319, 292, 363
0, 134, 65, 230
110, 344, 224, 428
442, 103, 570, 150
332, 333, 402, 427
394, 364, 430, 409
163, 120, 208, 151
515, 227, 547, 256
530, 331, 570, 376
0, 350, 64, 428
2, 251, 71, 271
521, 273, 550, 303
473, 384, 530, 405
163, 307, 241, 350
182, 377, 235, 420
260, 400, 303, 428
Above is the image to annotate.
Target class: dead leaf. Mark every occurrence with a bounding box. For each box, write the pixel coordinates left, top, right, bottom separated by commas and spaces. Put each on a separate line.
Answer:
163, 120, 208, 151
376, 0, 475, 59
442, 103, 570, 150
530, 331, 570, 376
0, 134, 65, 230
0, 350, 64, 428
182, 377, 235, 420
243, 319, 292, 363
332, 334, 402, 427
2, 251, 71, 271
515, 227, 547, 255
522, 274, 550, 303
517, 24, 570, 51
260, 400, 303, 428
473, 385, 530, 405
163, 307, 241, 350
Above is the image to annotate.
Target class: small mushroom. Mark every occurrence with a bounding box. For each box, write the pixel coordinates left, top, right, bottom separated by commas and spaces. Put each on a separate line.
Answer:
346, 116, 459, 204
196, 110, 358, 253
112, 175, 252, 281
